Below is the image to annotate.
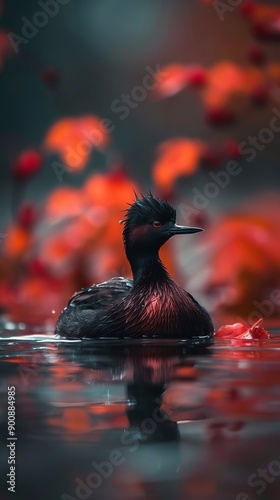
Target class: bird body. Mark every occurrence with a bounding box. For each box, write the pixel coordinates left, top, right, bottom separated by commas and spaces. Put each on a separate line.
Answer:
56, 195, 214, 340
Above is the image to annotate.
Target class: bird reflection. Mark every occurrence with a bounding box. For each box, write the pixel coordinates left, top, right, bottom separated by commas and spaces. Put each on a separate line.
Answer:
63, 344, 209, 498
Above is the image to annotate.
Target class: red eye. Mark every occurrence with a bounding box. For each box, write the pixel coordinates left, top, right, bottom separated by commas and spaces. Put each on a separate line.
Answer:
153, 221, 162, 228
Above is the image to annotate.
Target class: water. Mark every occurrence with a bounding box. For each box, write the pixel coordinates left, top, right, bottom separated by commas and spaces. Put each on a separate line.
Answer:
1, 323, 280, 500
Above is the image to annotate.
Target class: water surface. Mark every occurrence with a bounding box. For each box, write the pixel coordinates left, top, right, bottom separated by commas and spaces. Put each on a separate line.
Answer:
1, 322, 280, 500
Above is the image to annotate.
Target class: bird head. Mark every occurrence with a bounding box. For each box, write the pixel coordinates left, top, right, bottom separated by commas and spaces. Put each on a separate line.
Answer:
121, 194, 204, 259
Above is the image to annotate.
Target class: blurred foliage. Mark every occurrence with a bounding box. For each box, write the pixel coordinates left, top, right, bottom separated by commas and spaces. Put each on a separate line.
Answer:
0, 0, 280, 324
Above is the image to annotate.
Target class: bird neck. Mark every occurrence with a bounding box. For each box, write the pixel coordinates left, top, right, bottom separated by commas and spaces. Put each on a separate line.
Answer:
129, 252, 170, 287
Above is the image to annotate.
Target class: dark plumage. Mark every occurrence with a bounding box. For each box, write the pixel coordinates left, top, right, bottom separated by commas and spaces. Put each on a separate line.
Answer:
55, 194, 214, 340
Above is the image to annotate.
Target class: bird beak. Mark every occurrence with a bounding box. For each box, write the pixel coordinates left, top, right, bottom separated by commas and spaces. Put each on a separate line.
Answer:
168, 224, 204, 236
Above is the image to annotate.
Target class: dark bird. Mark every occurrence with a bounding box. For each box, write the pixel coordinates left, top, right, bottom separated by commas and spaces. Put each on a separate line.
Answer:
55, 194, 214, 341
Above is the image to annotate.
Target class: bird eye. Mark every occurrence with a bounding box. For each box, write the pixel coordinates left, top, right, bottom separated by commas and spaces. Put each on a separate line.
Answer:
152, 221, 162, 228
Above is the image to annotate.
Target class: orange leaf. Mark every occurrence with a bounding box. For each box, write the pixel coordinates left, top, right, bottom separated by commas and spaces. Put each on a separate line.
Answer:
202, 62, 246, 108
44, 187, 85, 221
44, 115, 110, 171
153, 64, 188, 99
40, 237, 71, 269
242, 67, 264, 93
248, 5, 280, 40
84, 172, 138, 209
252, 5, 280, 23
153, 64, 208, 99
59, 408, 92, 433
152, 138, 204, 191
266, 63, 280, 85
3, 225, 30, 258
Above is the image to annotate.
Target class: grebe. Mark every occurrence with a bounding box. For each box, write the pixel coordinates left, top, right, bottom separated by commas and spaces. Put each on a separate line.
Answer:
55, 194, 214, 341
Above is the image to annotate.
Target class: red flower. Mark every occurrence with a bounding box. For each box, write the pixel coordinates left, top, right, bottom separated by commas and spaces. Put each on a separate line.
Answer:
107, 165, 128, 183
153, 189, 174, 202
201, 146, 222, 169
253, 21, 280, 41
27, 258, 48, 277
228, 421, 245, 432
251, 86, 269, 105
247, 45, 266, 65
13, 149, 42, 180
188, 211, 210, 229
41, 67, 59, 88
224, 140, 240, 160
205, 108, 236, 126
240, 1, 256, 18
18, 203, 37, 229
188, 67, 207, 87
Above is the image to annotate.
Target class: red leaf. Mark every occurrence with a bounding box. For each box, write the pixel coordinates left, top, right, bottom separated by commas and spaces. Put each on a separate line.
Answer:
215, 323, 248, 339
237, 318, 270, 340
215, 318, 270, 340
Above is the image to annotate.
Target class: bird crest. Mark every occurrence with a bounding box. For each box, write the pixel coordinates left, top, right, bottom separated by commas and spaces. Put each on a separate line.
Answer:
120, 193, 176, 229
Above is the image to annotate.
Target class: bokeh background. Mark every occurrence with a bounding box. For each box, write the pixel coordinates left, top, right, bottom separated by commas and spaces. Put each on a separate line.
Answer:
0, 0, 280, 326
